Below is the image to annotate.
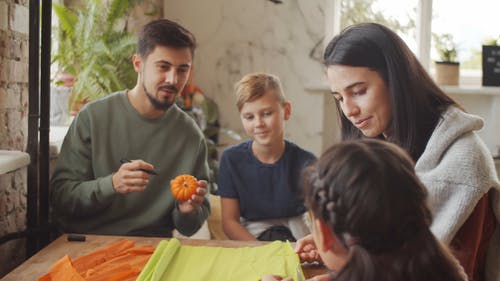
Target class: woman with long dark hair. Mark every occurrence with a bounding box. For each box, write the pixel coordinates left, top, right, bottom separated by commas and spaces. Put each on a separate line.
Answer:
321, 23, 499, 281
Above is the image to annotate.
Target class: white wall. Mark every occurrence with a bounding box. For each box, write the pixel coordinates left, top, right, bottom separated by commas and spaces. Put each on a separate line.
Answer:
450, 93, 500, 156
163, 1, 500, 158
164, 0, 326, 155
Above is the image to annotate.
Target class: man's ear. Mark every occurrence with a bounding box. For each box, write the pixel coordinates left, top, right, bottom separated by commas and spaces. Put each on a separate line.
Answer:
132, 54, 142, 73
283, 101, 291, 120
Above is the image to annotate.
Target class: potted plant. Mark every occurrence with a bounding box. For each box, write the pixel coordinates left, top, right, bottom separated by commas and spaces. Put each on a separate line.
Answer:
52, 0, 145, 115
433, 33, 460, 86
482, 36, 500, 86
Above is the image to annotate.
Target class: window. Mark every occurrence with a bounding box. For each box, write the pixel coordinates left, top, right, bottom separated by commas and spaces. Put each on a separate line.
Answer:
328, 0, 500, 86
339, 0, 418, 53
431, 0, 500, 80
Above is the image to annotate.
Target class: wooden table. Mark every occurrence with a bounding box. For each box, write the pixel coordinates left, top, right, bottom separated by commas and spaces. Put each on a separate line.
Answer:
1, 234, 326, 281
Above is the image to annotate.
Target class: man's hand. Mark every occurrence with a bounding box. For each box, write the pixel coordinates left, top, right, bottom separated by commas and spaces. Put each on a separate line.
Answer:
295, 234, 323, 263
177, 180, 208, 214
112, 159, 154, 194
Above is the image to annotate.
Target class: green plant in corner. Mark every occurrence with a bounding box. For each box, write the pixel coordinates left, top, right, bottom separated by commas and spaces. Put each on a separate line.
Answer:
433, 33, 459, 63
52, 0, 146, 111
432, 33, 460, 86
482, 36, 500, 46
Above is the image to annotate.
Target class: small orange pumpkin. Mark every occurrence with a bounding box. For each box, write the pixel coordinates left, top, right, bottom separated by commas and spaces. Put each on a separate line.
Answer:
170, 174, 198, 201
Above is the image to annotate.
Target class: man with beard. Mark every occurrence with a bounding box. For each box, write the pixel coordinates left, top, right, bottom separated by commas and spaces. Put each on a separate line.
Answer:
50, 19, 211, 237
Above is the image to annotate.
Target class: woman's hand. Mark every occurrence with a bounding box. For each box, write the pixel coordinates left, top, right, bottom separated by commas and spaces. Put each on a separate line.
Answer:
295, 234, 323, 263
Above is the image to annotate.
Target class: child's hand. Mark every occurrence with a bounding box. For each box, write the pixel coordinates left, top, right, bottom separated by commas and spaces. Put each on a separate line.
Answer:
260, 275, 293, 281
295, 234, 323, 263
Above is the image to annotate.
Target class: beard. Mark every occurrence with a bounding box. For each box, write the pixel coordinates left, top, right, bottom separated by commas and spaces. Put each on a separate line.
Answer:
142, 81, 179, 110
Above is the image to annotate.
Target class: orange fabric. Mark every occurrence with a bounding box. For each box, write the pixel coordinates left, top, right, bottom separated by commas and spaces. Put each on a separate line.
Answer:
73, 239, 135, 274
451, 191, 496, 281
39, 255, 86, 281
38, 240, 155, 281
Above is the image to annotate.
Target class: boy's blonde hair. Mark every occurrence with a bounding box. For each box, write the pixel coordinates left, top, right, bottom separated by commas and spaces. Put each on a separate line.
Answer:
234, 73, 286, 111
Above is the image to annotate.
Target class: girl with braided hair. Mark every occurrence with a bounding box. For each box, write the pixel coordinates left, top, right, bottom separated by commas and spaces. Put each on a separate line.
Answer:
263, 139, 467, 281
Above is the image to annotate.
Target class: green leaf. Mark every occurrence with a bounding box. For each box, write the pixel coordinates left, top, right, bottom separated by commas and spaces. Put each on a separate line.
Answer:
52, 3, 77, 36
52, 0, 148, 105
107, 0, 130, 31
433, 33, 459, 62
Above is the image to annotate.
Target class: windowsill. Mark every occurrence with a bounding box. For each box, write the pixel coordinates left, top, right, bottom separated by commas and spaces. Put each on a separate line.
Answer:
305, 82, 500, 96
50, 125, 70, 157
304, 82, 500, 157
441, 85, 500, 96
0, 150, 30, 175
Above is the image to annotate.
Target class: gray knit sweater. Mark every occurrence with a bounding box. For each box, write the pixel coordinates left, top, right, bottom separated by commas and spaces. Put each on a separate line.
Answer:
50, 91, 211, 237
415, 106, 500, 280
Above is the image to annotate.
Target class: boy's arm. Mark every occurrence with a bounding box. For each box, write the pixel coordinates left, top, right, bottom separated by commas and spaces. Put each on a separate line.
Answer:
221, 197, 256, 241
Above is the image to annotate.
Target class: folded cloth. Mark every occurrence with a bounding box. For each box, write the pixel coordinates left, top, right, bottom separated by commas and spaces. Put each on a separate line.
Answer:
137, 238, 305, 281
40, 238, 304, 281
39, 239, 155, 281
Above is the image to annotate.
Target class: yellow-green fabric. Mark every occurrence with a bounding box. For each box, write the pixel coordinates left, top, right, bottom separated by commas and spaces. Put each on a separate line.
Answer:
137, 238, 305, 281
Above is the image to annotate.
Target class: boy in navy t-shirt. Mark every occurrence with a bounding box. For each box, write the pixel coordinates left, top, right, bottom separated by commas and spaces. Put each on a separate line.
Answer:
217, 72, 316, 241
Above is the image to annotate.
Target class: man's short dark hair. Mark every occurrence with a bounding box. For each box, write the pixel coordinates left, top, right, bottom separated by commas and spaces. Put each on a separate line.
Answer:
137, 19, 196, 59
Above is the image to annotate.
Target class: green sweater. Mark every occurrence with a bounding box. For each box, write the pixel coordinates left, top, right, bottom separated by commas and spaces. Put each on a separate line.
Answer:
50, 91, 210, 237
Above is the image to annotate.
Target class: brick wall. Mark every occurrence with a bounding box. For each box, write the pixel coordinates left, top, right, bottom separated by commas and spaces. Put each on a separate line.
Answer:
0, 0, 163, 277
0, 169, 27, 277
0, 0, 30, 277
0, 1, 28, 149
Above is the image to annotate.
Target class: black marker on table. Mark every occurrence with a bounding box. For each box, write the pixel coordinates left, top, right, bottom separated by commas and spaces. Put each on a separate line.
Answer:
67, 234, 86, 242
120, 158, 158, 175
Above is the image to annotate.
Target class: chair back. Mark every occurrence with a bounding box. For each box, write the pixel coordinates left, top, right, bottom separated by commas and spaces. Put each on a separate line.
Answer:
451, 190, 496, 281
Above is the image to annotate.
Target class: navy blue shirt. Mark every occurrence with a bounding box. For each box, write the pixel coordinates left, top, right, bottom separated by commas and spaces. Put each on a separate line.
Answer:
217, 140, 317, 221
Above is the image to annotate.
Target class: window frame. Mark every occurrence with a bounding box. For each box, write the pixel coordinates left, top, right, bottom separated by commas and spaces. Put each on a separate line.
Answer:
325, 0, 434, 71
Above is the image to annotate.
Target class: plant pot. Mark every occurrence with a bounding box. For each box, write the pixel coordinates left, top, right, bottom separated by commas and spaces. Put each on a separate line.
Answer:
482, 45, 500, 86
435, 61, 460, 86
54, 72, 75, 88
